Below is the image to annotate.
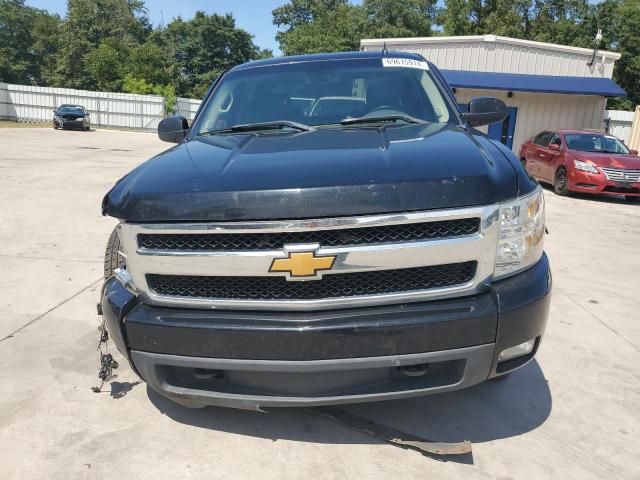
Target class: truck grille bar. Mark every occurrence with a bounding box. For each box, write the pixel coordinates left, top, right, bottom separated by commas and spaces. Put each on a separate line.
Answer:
138, 218, 480, 251
118, 205, 500, 311
147, 262, 477, 301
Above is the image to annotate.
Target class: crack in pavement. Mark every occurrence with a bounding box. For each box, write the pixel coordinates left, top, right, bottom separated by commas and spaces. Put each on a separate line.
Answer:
0, 277, 103, 343
558, 287, 639, 352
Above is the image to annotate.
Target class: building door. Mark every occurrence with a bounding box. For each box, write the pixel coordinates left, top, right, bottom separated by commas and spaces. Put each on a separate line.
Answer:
488, 106, 518, 149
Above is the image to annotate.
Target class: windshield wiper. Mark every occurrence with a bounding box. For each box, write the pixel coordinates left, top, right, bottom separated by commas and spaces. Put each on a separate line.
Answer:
201, 120, 315, 136
340, 114, 427, 126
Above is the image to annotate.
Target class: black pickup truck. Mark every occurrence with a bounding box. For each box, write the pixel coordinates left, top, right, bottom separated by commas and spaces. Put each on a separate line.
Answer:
100, 51, 550, 410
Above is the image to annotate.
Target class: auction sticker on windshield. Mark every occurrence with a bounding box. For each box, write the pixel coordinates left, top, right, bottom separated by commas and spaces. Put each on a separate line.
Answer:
382, 58, 429, 70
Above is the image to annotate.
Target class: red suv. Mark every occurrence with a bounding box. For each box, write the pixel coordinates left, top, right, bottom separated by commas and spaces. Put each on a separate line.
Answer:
519, 130, 640, 202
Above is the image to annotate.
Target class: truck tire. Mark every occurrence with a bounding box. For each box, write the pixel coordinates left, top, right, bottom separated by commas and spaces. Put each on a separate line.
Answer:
104, 227, 126, 279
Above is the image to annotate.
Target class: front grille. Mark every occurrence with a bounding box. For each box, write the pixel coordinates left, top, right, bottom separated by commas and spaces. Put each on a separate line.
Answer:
138, 218, 480, 251
601, 167, 640, 183
147, 262, 477, 301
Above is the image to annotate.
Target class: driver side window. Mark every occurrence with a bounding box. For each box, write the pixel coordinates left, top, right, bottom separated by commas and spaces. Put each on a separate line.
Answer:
549, 134, 561, 147
534, 131, 552, 146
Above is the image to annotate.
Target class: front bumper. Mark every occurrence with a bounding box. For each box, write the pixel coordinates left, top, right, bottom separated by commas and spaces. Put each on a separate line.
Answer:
101, 254, 551, 410
55, 118, 86, 128
569, 170, 640, 196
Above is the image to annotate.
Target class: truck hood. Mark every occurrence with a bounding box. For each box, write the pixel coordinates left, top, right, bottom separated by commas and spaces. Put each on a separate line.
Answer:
103, 123, 520, 222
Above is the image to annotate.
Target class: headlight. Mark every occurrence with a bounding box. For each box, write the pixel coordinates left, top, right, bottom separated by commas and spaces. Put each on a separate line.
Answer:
495, 186, 545, 279
574, 159, 598, 173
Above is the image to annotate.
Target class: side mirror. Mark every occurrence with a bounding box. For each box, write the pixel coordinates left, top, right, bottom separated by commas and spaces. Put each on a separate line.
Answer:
548, 143, 561, 151
630, 149, 638, 156
158, 115, 189, 143
463, 97, 507, 127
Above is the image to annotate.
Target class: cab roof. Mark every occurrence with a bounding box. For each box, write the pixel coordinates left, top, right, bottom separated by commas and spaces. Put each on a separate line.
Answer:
231, 50, 427, 71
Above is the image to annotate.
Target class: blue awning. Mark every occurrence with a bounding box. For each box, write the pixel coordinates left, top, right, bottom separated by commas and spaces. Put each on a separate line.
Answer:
441, 70, 627, 97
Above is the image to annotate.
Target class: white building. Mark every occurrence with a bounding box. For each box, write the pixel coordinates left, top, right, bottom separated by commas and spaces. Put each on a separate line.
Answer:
361, 35, 625, 152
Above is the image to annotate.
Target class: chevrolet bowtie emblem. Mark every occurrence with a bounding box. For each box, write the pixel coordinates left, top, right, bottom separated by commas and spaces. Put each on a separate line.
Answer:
270, 247, 336, 281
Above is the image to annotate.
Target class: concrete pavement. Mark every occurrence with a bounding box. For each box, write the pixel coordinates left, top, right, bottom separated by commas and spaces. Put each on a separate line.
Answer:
1, 128, 638, 479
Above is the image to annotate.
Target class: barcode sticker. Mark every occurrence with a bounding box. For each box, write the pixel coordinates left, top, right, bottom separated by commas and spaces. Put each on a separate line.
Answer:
381, 58, 429, 70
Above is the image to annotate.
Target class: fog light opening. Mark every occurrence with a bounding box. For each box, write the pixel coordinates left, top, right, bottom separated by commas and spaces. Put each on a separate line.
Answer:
193, 368, 224, 380
498, 339, 536, 362
398, 363, 429, 377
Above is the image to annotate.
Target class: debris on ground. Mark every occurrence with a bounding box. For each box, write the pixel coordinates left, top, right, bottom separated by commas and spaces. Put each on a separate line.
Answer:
309, 407, 472, 459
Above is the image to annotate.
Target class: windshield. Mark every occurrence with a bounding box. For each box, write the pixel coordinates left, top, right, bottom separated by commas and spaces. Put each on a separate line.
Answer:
565, 133, 630, 154
195, 58, 454, 135
58, 105, 84, 114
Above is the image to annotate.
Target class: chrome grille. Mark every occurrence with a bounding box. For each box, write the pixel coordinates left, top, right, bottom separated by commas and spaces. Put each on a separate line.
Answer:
601, 167, 640, 182
147, 262, 477, 301
138, 218, 480, 251
118, 205, 500, 311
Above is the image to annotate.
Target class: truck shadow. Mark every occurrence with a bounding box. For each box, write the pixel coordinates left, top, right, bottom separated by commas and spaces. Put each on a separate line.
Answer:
146, 359, 551, 459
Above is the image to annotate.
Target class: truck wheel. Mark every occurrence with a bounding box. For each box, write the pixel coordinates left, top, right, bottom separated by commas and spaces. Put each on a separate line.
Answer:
553, 167, 570, 196
625, 195, 639, 203
104, 227, 126, 279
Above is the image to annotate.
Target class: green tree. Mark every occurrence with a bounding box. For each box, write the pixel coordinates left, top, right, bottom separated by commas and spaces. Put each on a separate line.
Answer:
273, 0, 349, 31
275, 4, 365, 55
164, 12, 261, 97
602, 0, 640, 109
274, 0, 440, 55
481, 0, 532, 38
0, 0, 35, 82
84, 38, 130, 91
363, 0, 438, 38
530, 0, 593, 47
30, 9, 63, 85
126, 33, 176, 86
273, 0, 351, 55
439, 0, 472, 35
440, 0, 532, 37
0, 0, 62, 84
53, 0, 150, 89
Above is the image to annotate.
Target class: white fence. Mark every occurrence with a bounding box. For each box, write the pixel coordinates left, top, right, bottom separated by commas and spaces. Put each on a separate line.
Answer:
0, 82, 165, 130
176, 97, 201, 121
604, 109, 637, 145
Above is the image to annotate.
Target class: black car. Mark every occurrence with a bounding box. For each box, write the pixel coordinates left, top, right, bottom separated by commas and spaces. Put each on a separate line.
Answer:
100, 51, 551, 410
53, 104, 90, 130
